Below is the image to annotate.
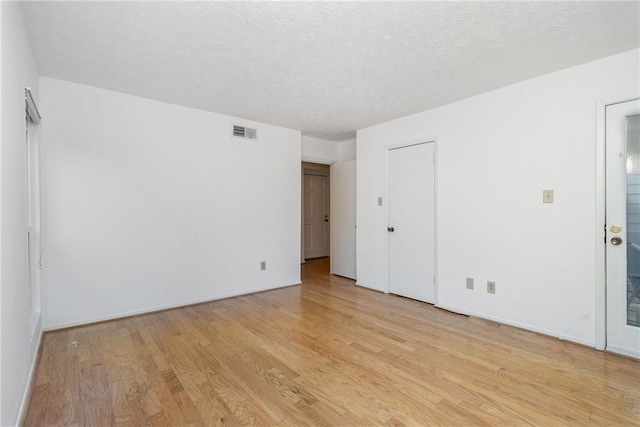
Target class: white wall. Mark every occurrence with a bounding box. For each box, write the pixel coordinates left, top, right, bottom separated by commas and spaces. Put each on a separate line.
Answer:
301, 136, 356, 164
40, 77, 302, 329
301, 135, 339, 164
301, 135, 356, 164
0, 2, 42, 425
338, 138, 356, 162
1, 4, 3, 422
357, 49, 640, 347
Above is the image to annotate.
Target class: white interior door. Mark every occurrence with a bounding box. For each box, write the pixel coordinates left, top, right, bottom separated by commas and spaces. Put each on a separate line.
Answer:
606, 98, 640, 358
387, 142, 435, 303
330, 160, 356, 279
304, 174, 329, 259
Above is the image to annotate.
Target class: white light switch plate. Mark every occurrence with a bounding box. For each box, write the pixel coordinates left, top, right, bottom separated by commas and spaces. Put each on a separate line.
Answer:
466, 278, 474, 290
543, 189, 554, 203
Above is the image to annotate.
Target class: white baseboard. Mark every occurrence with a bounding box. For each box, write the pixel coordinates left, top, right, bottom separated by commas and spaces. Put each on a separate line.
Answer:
355, 281, 384, 292
331, 272, 357, 280
44, 281, 301, 331
436, 303, 595, 348
17, 320, 43, 426
606, 345, 640, 359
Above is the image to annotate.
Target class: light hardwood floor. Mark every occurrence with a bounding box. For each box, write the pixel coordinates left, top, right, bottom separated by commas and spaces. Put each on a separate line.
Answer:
25, 257, 639, 426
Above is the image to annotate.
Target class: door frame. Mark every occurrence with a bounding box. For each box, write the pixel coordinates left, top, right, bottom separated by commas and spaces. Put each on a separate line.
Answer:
595, 93, 640, 351
383, 137, 438, 303
302, 162, 331, 260
25, 88, 42, 338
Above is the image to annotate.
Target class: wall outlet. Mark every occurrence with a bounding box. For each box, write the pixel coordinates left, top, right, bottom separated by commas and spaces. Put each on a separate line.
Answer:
487, 281, 496, 294
260, 261, 266, 271
466, 277, 474, 290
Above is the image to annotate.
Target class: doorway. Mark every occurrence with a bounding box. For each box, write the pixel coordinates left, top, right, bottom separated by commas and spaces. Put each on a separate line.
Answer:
302, 162, 330, 260
385, 141, 436, 304
604, 98, 640, 357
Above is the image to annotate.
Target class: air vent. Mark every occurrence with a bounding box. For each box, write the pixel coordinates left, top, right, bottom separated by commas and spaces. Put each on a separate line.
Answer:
233, 125, 257, 140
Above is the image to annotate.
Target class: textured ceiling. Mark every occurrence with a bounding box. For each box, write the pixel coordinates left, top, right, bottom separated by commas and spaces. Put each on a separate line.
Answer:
22, 1, 640, 141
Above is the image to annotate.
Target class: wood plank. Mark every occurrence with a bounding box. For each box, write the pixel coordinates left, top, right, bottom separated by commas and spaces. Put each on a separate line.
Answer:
23, 257, 640, 425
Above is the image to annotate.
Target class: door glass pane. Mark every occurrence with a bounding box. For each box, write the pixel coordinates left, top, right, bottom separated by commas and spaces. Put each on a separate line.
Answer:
626, 114, 640, 326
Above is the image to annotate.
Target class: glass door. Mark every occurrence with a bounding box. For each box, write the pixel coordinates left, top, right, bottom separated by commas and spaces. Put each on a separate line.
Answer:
605, 99, 640, 357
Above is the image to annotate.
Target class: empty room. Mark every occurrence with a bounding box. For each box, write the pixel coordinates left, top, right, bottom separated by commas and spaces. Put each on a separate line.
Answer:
2, 1, 639, 425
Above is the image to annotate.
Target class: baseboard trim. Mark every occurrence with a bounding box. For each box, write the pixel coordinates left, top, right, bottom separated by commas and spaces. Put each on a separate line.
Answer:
606, 345, 640, 359
355, 281, 384, 292
44, 281, 302, 331
17, 324, 43, 426
331, 271, 356, 281
436, 303, 595, 349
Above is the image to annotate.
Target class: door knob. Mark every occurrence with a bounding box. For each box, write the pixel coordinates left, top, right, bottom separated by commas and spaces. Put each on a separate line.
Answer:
611, 237, 623, 245
387, 227, 395, 232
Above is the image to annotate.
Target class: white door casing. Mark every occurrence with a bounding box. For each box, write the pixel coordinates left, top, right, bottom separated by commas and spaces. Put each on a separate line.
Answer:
605, 98, 640, 358
386, 142, 436, 303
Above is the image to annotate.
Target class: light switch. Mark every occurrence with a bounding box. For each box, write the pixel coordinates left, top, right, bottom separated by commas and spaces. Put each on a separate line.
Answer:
378, 197, 383, 206
487, 281, 496, 294
543, 189, 554, 203
466, 278, 474, 290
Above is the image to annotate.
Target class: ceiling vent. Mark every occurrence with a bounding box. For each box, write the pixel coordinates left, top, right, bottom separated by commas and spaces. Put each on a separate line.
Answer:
233, 125, 257, 140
